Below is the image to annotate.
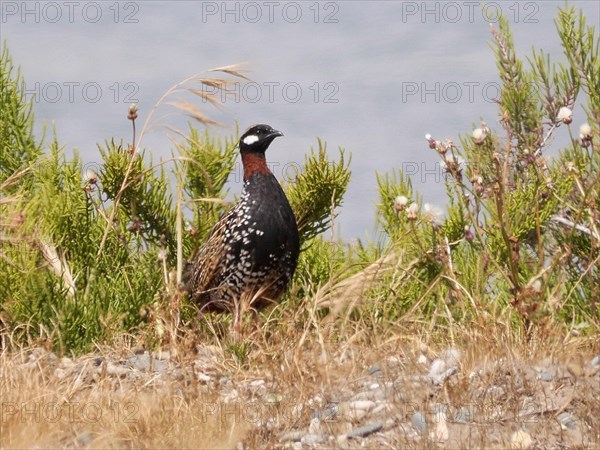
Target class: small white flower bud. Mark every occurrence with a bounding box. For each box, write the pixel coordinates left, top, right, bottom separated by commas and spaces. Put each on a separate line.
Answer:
423, 203, 444, 226
481, 121, 490, 134
425, 133, 437, 150
128, 103, 139, 120
472, 128, 487, 144
394, 195, 409, 212
84, 168, 97, 184
464, 225, 474, 242
158, 248, 168, 262
557, 106, 572, 124
406, 202, 419, 221
579, 122, 592, 139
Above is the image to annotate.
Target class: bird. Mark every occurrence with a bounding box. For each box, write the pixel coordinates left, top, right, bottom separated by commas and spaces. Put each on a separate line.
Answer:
185, 124, 300, 330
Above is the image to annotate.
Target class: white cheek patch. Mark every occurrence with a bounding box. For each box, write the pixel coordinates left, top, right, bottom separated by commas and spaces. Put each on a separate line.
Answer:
243, 134, 259, 145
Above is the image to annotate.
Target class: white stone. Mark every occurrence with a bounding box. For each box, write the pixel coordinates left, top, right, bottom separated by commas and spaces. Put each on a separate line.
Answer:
511, 430, 534, 449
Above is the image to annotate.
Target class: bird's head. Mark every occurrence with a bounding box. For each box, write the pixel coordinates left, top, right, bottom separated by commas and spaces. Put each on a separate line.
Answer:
239, 124, 284, 154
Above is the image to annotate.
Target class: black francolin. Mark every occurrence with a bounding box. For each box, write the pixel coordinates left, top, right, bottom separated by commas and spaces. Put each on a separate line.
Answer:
186, 124, 300, 327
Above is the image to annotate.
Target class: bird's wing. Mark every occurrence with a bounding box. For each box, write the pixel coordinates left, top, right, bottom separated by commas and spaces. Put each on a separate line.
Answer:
189, 207, 237, 298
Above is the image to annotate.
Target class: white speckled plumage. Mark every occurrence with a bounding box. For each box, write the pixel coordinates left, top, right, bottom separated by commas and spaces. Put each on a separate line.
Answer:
186, 125, 299, 321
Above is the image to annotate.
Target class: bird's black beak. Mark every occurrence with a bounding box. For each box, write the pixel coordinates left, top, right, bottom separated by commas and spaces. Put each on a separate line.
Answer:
268, 130, 284, 140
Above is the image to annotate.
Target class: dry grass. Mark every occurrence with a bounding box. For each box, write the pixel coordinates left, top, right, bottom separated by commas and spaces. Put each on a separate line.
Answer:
0, 345, 248, 449
2, 310, 598, 449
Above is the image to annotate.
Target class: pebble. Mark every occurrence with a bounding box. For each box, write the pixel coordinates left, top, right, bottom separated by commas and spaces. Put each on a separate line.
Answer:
301, 433, 326, 445
346, 421, 384, 439
539, 370, 553, 382
312, 403, 338, 420
247, 379, 267, 396
54, 367, 70, 380
429, 358, 447, 378
368, 364, 383, 376
105, 362, 130, 377
154, 350, 171, 360
308, 417, 322, 435
262, 393, 282, 405
486, 385, 506, 399
566, 361, 583, 377
371, 403, 386, 415
280, 431, 304, 443
339, 400, 375, 421
454, 406, 473, 423
429, 366, 457, 385
431, 414, 449, 442
30, 347, 46, 359
196, 372, 212, 383
352, 387, 388, 401
60, 356, 74, 367
590, 355, 600, 368
126, 354, 151, 371
441, 348, 461, 367
511, 430, 533, 449
557, 412, 576, 430
336, 434, 348, 446
411, 412, 427, 434
132, 354, 169, 372
469, 369, 482, 381
74, 432, 94, 447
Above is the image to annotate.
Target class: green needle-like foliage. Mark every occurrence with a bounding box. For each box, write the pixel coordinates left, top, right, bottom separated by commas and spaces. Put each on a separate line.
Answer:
374, 6, 599, 334
0, 43, 41, 189
1, 4, 598, 350
285, 139, 350, 245
99, 141, 177, 256
180, 126, 238, 246
0, 46, 351, 351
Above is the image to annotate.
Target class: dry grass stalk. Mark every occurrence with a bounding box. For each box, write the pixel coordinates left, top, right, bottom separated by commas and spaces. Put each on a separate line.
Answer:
37, 239, 75, 298
315, 250, 404, 316
96, 63, 249, 260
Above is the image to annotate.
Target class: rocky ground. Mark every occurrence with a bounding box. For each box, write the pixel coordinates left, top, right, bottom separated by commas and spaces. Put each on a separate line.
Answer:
2, 340, 599, 449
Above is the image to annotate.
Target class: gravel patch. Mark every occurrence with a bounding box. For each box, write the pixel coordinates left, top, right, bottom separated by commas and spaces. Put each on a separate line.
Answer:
4, 345, 600, 449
